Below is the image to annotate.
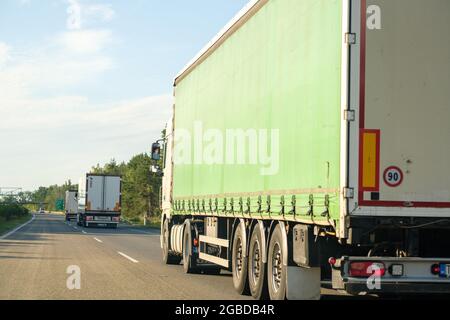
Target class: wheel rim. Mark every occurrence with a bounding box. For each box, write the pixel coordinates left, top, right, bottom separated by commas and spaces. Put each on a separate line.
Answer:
250, 239, 261, 286
234, 237, 243, 280
271, 242, 283, 293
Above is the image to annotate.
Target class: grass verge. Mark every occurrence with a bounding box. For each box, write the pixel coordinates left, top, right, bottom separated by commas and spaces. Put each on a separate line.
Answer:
0, 214, 33, 237
122, 215, 161, 230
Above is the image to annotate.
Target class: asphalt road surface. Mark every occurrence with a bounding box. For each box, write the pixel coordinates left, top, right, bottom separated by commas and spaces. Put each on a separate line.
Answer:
0, 213, 362, 300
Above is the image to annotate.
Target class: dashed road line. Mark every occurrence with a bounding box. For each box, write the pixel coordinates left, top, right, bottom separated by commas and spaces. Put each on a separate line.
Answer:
94, 237, 103, 243
118, 251, 139, 263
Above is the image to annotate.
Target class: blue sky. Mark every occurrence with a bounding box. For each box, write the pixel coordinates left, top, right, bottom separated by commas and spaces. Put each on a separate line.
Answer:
0, 0, 248, 190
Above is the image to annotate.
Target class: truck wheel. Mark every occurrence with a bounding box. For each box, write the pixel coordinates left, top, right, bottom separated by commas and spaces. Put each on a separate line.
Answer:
162, 219, 181, 265
248, 227, 269, 300
267, 226, 287, 300
232, 224, 250, 295
183, 223, 198, 273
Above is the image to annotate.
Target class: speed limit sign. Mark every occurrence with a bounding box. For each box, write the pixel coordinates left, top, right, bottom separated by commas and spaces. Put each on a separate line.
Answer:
383, 166, 403, 187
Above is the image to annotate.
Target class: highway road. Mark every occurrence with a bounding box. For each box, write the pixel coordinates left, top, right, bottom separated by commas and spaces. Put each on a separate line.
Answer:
0, 213, 360, 300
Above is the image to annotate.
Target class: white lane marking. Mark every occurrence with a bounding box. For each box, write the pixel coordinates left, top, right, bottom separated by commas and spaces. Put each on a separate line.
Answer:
94, 237, 103, 243
118, 251, 139, 263
0, 215, 36, 240
82, 230, 87, 234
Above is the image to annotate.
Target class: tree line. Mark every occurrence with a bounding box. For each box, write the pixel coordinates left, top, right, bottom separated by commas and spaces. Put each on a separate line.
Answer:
0, 199, 30, 221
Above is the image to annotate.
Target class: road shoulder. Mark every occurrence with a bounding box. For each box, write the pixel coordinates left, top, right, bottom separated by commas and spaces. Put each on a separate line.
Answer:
0, 214, 35, 239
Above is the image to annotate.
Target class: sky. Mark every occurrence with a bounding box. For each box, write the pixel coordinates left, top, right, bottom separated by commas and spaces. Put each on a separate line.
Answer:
0, 0, 248, 191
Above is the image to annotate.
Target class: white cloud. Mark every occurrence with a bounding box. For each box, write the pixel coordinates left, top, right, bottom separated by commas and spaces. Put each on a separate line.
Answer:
0, 42, 114, 104
0, 95, 172, 130
66, 0, 116, 30
57, 29, 113, 54
84, 4, 115, 22
67, 0, 82, 30
0, 42, 10, 66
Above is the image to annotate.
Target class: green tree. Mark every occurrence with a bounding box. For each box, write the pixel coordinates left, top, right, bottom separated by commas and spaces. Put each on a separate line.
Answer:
91, 159, 126, 175
122, 153, 161, 222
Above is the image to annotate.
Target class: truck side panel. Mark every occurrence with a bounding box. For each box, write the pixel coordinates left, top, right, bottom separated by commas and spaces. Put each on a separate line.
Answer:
173, 0, 343, 225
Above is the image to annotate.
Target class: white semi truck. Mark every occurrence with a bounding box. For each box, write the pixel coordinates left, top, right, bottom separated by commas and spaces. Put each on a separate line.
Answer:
65, 190, 78, 221
155, 0, 450, 300
77, 174, 122, 228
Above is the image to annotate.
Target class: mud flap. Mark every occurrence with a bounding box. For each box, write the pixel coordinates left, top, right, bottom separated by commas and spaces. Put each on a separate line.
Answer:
286, 266, 321, 300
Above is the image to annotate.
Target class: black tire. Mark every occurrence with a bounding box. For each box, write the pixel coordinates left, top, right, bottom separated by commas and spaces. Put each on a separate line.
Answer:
162, 219, 182, 265
232, 224, 250, 295
267, 226, 287, 300
183, 223, 198, 274
248, 226, 269, 300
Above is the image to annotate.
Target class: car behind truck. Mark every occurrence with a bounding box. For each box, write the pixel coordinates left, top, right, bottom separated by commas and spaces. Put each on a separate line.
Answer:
65, 190, 78, 221
155, 0, 450, 300
77, 174, 122, 228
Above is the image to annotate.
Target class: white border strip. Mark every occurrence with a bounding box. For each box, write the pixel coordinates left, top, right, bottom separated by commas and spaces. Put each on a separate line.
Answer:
200, 235, 229, 248
0, 214, 36, 240
199, 252, 229, 268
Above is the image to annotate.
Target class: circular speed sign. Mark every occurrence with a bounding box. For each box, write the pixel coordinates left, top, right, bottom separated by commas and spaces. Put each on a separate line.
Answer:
383, 166, 403, 188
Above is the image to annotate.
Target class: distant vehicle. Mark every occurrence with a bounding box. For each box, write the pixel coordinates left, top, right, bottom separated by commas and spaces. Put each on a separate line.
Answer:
155, 0, 450, 300
39, 208, 45, 214
77, 174, 122, 228
65, 190, 78, 221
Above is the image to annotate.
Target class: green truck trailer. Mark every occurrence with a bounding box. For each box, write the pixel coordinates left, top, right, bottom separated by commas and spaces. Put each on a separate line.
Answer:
154, 0, 450, 299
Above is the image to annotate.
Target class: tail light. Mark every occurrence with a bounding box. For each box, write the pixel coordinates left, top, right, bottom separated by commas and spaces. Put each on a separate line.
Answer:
193, 238, 199, 247
349, 261, 386, 278
328, 257, 337, 266
112, 217, 120, 222
86, 216, 93, 221
431, 264, 441, 275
